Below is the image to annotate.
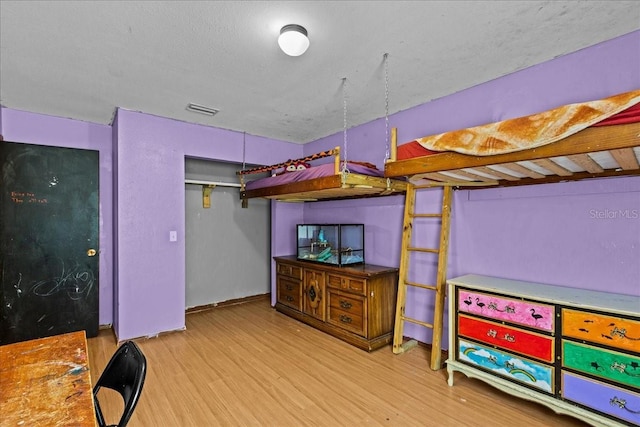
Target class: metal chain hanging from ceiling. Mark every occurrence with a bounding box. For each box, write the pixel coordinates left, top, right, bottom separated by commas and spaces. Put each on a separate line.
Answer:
341, 77, 350, 175
242, 131, 247, 171
238, 131, 247, 190
384, 53, 390, 163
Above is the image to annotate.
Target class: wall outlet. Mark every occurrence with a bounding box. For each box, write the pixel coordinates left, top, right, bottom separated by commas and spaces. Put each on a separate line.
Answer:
169, 230, 177, 242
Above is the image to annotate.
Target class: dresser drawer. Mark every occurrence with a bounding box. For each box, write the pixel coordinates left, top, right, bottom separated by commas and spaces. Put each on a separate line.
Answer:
327, 274, 366, 295
276, 276, 302, 311
562, 308, 640, 353
562, 371, 640, 426
327, 290, 365, 336
458, 289, 554, 332
458, 314, 554, 363
562, 340, 640, 390
458, 339, 554, 393
277, 262, 303, 280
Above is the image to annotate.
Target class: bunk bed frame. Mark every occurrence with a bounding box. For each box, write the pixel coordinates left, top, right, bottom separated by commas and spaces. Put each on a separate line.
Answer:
385, 88, 640, 186
237, 146, 407, 206
385, 121, 640, 186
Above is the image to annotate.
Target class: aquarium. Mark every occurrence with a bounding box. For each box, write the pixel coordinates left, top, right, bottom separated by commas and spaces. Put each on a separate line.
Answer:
296, 224, 364, 266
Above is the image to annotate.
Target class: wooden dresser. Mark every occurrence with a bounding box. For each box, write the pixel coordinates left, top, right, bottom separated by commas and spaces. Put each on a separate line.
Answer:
274, 256, 398, 351
447, 274, 640, 427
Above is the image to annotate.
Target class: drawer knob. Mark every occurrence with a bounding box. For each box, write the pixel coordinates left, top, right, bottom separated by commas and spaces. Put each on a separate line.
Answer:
611, 326, 639, 341
339, 315, 352, 324
610, 360, 640, 375
487, 329, 516, 343
339, 300, 352, 309
285, 296, 294, 302
610, 396, 640, 414
468, 296, 516, 315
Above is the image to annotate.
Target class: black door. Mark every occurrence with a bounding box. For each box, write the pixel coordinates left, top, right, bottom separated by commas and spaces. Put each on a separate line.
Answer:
0, 141, 99, 344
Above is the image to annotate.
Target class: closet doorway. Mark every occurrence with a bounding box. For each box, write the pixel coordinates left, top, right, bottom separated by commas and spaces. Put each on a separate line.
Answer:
185, 159, 270, 309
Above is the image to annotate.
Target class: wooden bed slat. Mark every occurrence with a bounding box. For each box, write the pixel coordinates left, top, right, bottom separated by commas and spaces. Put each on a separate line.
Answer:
610, 148, 640, 170
566, 154, 605, 173
471, 166, 520, 181
529, 158, 574, 176
439, 169, 497, 183
499, 163, 546, 179
412, 172, 464, 183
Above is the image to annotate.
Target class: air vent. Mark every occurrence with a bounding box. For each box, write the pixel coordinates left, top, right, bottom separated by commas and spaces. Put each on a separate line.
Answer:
186, 103, 219, 116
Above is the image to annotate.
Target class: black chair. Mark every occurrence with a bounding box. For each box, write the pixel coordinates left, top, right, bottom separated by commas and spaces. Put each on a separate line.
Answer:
93, 341, 147, 427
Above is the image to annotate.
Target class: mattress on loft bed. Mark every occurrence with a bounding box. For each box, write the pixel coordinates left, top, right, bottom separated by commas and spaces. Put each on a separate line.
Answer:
396, 96, 640, 161
244, 161, 385, 191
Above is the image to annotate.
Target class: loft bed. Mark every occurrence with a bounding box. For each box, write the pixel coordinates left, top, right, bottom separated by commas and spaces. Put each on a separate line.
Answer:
237, 146, 407, 207
385, 90, 640, 372
384, 90, 640, 187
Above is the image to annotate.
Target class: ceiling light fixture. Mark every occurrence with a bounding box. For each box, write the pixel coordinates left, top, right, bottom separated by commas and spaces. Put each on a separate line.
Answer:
186, 103, 219, 116
278, 24, 309, 57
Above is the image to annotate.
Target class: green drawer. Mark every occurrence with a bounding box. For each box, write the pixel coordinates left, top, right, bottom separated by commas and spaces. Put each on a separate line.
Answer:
562, 340, 640, 389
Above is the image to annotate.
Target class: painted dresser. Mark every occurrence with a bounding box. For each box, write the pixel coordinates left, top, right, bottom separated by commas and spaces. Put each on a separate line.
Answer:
447, 274, 640, 427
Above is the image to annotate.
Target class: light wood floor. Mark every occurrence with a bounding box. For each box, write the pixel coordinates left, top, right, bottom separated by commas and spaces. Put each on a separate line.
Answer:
87, 297, 587, 426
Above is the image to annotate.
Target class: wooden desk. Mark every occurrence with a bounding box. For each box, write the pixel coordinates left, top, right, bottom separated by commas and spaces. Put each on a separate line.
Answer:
0, 330, 97, 426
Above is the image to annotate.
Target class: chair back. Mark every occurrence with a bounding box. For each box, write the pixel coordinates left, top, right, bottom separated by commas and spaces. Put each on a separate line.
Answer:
93, 341, 147, 427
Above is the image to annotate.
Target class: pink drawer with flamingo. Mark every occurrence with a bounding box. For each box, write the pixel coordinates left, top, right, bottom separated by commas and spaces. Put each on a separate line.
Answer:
458, 289, 554, 332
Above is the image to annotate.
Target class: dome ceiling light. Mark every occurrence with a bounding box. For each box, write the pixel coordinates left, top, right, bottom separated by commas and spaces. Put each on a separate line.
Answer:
278, 24, 309, 57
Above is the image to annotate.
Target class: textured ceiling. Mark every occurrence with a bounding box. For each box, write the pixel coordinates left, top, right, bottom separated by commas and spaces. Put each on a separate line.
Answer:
1, 1, 638, 144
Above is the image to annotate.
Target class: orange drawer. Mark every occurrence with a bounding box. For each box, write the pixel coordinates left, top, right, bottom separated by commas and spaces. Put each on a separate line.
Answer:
562, 308, 640, 353
458, 314, 554, 363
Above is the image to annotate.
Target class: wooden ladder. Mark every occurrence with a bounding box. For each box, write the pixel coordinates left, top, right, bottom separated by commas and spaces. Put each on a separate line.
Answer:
392, 182, 453, 370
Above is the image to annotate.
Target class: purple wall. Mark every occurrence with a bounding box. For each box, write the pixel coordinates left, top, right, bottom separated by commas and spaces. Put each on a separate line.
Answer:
452, 177, 640, 289
0, 108, 114, 326
113, 110, 299, 340
289, 30, 640, 345
303, 196, 406, 267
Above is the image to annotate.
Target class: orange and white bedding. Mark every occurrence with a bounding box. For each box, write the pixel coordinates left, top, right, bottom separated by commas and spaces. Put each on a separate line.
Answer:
397, 90, 640, 160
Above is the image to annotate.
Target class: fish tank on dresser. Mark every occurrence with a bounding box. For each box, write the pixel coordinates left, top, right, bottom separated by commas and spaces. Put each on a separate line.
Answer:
296, 224, 364, 266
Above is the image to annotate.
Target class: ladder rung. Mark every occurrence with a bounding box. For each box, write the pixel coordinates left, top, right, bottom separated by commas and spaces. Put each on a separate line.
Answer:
407, 247, 440, 254
401, 316, 434, 329
411, 213, 442, 218
403, 281, 437, 291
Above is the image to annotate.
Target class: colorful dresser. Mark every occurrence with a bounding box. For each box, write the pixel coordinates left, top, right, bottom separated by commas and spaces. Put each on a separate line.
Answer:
447, 274, 640, 427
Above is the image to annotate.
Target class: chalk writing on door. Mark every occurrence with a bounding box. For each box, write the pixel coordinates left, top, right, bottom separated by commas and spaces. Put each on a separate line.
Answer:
31, 259, 95, 300
10, 191, 48, 205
